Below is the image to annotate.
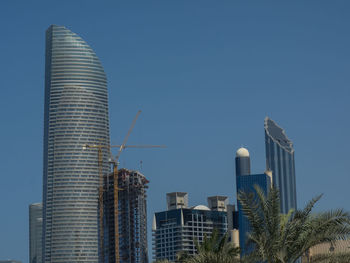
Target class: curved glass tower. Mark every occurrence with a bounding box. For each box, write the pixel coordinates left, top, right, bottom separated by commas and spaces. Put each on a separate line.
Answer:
264, 117, 297, 214
43, 25, 110, 262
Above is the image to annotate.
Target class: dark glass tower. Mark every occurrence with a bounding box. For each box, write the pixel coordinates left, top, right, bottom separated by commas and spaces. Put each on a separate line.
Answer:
235, 148, 272, 255
264, 117, 297, 214
235, 147, 251, 176
236, 172, 271, 255
43, 25, 110, 262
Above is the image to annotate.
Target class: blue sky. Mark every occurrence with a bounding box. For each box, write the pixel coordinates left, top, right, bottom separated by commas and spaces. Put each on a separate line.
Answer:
1, 1, 350, 262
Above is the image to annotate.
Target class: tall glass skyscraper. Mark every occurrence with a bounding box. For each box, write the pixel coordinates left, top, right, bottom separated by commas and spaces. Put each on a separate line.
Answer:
29, 203, 42, 263
264, 117, 297, 214
43, 25, 110, 262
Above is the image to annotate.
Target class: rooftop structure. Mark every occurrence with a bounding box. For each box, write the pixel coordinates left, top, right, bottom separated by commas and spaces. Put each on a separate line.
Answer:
207, 196, 228, 212
236, 147, 250, 158
166, 192, 188, 210
265, 118, 294, 153
235, 147, 251, 177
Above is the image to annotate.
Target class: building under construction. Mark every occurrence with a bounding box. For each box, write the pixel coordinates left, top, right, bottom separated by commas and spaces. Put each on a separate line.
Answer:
104, 168, 149, 263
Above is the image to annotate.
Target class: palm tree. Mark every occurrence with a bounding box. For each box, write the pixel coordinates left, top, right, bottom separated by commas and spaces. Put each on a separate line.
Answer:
238, 186, 350, 263
181, 228, 241, 263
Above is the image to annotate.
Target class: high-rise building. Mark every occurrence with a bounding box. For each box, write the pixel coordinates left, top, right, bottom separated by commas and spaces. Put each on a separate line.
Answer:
236, 172, 271, 255
43, 25, 110, 262
29, 203, 42, 263
235, 147, 251, 177
264, 117, 297, 214
104, 168, 149, 263
152, 193, 228, 262
235, 148, 272, 255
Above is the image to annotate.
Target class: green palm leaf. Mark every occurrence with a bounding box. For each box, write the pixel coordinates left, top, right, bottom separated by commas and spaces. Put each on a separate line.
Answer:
238, 186, 350, 263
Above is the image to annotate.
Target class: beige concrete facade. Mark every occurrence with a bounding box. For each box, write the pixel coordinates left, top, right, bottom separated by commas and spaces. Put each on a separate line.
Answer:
302, 240, 350, 262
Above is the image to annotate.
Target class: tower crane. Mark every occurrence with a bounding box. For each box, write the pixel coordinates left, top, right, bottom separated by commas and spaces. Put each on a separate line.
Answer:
83, 110, 166, 263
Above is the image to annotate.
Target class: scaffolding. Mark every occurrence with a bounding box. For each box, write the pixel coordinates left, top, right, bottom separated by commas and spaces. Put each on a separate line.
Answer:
104, 168, 149, 263
85, 110, 164, 262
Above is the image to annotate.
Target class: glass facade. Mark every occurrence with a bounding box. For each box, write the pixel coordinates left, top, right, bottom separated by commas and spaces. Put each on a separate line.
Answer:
153, 208, 227, 262
43, 25, 110, 262
236, 173, 271, 255
235, 156, 251, 177
264, 117, 297, 214
29, 203, 42, 263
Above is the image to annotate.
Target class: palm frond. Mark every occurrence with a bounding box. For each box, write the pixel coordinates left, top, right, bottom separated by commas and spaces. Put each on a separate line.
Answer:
238, 186, 350, 263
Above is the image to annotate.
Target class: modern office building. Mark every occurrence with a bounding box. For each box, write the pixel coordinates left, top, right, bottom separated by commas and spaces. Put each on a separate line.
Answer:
152, 193, 228, 262
236, 171, 271, 255
235, 147, 272, 255
43, 25, 110, 262
29, 203, 42, 263
104, 168, 149, 263
264, 117, 297, 214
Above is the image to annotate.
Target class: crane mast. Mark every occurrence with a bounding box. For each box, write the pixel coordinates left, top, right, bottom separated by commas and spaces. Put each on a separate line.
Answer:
84, 110, 165, 263
98, 147, 104, 263
113, 164, 120, 263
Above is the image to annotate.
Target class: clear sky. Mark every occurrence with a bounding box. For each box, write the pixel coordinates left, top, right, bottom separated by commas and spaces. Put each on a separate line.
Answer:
1, 1, 350, 262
